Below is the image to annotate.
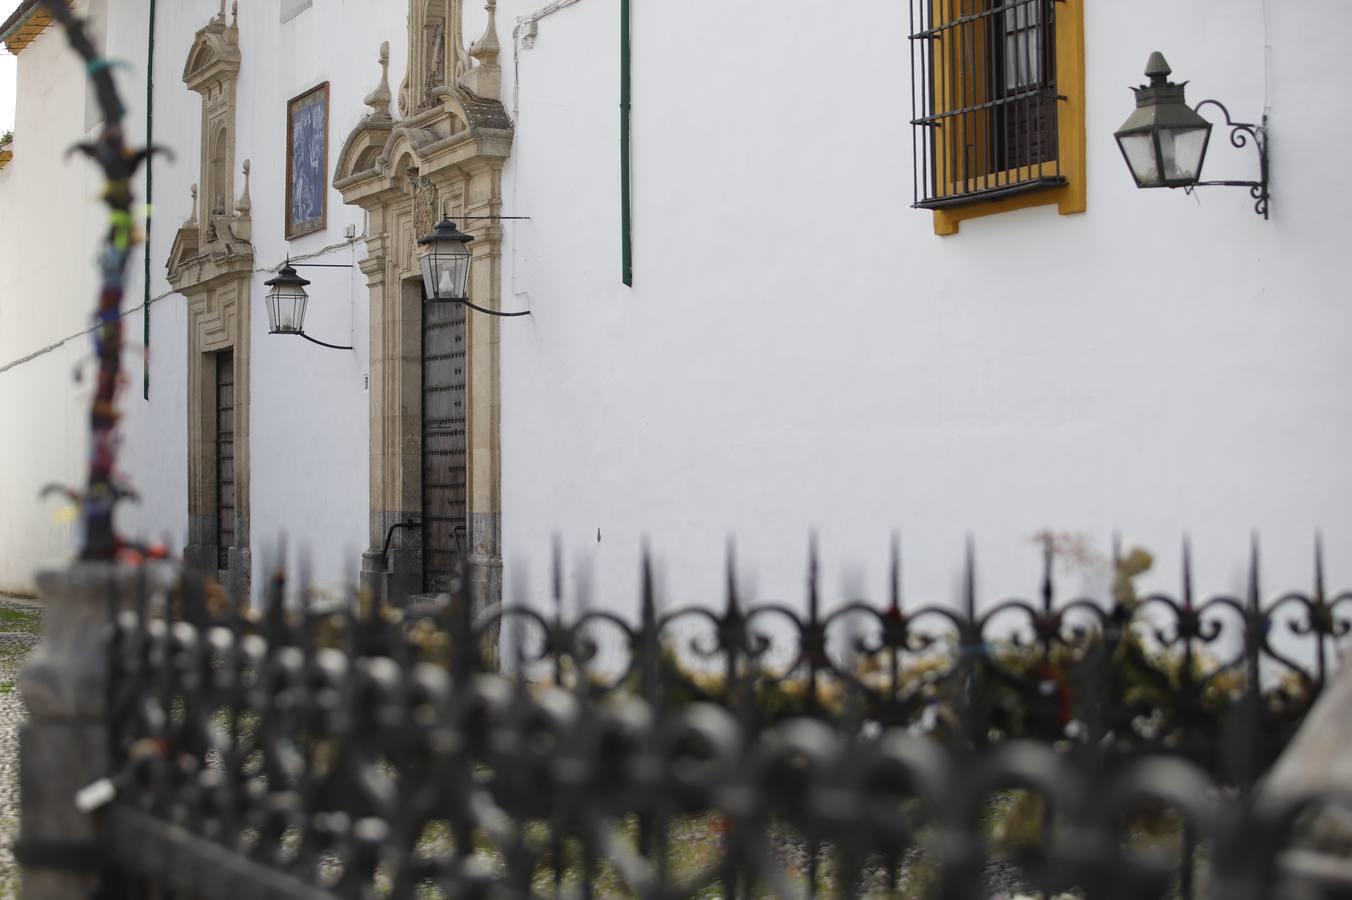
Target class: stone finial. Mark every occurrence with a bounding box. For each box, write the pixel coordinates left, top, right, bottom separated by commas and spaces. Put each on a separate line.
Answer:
213, 0, 226, 23
232, 160, 252, 241
461, 0, 502, 98
364, 41, 393, 118
470, 0, 501, 67
236, 160, 252, 215
231, 1, 239, 27
188, 183, 199, 225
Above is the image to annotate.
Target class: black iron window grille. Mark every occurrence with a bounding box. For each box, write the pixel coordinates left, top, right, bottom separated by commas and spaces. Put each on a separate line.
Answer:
910, 0, 1065, 208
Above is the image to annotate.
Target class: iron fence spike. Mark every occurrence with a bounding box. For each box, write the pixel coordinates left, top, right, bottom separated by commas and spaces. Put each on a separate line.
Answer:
807, 531, 820, 622
551, 533, 563, 616
890, 530, 902, 613
1041, 531, 1054, 613
1248, 531, 1262, 613
725, 536, 740, 615
1182, 532, 1194, 609
1315, 530, 1326, 602
963, 534, 977, 619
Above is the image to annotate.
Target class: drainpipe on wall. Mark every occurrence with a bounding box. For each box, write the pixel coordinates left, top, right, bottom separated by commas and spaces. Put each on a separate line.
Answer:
142, 0, 156, 400
512, 0, 630, 284
620, 0, 631, 286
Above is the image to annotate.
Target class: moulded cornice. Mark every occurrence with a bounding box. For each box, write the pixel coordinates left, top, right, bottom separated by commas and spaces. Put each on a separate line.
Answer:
335, 43, 513, 210
335, 115, 512, 209
167, 245, 255, 297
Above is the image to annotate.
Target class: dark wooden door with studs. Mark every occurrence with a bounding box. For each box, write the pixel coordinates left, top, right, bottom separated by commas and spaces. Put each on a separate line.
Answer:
421, 292, 468, 593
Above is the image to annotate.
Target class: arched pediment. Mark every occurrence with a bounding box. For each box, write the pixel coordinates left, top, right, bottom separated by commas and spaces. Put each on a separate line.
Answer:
334, 115, 396, 190
335, 1, 512, 207
183, 18, 240, 94
335, 84, 511, 205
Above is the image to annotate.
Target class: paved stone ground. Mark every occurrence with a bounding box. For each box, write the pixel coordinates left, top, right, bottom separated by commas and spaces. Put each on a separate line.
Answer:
0, 599, 42, 900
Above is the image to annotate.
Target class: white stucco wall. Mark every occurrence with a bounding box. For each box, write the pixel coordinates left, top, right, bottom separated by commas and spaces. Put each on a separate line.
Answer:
3, 0, 1349, 621
491, 0, 1352, 617
0, 0, 151, 593
129, 0, 395, 594
0, 0, 388, 593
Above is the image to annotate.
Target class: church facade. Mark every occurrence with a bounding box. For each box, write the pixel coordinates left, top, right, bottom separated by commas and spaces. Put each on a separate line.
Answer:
2, 0, 1351, 612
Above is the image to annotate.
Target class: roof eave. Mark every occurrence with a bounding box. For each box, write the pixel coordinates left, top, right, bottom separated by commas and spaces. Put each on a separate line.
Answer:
1, 0, 69, 57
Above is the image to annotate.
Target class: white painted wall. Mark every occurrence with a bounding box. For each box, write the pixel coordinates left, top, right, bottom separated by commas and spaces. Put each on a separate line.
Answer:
0, 0, 391, 593
491, 0, 1352, 620
0, 0, 150, 593
130, 0, 396, 594
3, 0, 1349, 623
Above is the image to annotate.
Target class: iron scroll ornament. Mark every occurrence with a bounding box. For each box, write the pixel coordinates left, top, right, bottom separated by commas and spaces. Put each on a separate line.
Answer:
1186, 100, 1270, 220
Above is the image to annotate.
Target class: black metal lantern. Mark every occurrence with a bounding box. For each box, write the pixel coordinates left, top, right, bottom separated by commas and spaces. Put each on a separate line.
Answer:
418, 217, 474, 302
263, 260, 353, 349
264, 261, 310, 334
1115, 52, 1213, 189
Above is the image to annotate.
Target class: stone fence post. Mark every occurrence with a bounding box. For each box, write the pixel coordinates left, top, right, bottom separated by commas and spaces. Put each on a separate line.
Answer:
14, 563, 124, 899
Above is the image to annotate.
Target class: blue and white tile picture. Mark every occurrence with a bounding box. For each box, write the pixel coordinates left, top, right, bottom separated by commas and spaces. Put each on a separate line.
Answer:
287, 84, 327, 238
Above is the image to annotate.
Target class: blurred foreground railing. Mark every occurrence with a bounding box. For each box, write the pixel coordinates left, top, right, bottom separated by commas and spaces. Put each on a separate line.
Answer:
15, 539, 1352, 899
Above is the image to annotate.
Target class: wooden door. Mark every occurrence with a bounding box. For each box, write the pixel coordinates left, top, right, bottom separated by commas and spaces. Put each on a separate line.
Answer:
421, 296, 468, 593
215, 350, 236, 573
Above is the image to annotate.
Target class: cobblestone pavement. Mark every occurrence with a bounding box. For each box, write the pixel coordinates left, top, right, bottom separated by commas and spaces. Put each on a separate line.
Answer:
0, 600, 42, 900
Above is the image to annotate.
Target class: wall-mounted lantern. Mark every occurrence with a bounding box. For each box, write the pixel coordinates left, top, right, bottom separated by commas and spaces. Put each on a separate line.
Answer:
418, 217, 474, 303
264, 261, 353, 350
1114, 52, 1270, 219
417, 217, 531, 318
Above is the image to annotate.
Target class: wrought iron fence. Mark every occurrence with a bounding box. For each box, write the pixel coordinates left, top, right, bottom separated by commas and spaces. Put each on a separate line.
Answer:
58, 540, 1350, 898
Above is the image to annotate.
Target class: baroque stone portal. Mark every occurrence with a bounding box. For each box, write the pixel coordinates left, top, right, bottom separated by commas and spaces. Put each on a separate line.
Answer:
166, 3, 254, 596
334, 1, 512, 611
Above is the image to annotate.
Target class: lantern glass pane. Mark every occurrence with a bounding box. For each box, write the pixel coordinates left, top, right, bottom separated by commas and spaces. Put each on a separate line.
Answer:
1117, 133, 1161, 187
420, 242, 472, 301
266, 286, 307, 333
1160, 126, 1210, 184
419, 250, 437, 300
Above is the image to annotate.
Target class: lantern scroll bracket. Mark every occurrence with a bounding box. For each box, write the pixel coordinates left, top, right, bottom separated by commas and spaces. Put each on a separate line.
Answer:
1186, 100, 1269, 220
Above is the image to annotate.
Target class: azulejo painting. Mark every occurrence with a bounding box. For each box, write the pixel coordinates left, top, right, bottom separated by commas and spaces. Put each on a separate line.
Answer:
286, 82, 329, 239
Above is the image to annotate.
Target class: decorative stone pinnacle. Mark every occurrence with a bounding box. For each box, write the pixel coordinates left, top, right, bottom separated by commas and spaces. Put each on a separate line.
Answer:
364, 41, 393, 117
188, 183, 199, 225
236, 160, 252, 215
214, 0, 226, 23
463, 0, 503, 97
470, 0, 501, 68
231, 1, 238, 27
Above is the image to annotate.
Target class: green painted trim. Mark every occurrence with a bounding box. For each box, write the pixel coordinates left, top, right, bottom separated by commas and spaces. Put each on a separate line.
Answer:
620, 0, 632, 286
143, 0, 156, 400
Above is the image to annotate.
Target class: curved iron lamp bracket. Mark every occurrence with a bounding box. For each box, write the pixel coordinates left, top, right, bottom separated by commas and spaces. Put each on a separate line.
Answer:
426, 297, 532, 318
295, 332, 354, 351
1186, 100, 1270, 220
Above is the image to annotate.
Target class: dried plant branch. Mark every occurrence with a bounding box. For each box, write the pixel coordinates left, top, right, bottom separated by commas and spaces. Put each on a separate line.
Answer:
41, 0, 166, 559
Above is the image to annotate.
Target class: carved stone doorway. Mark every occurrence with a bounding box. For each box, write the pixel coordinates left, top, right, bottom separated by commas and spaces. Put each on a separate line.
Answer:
336, 2, 512, 613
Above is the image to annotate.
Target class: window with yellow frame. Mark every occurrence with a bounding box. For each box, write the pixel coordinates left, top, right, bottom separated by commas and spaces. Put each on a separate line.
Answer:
908, 0, 1085, 235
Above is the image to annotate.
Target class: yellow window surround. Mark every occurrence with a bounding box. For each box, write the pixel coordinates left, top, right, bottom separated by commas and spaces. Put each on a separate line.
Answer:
920, 0, 1086, 236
